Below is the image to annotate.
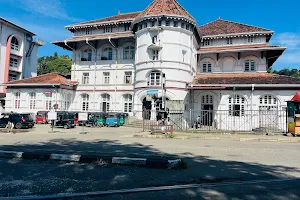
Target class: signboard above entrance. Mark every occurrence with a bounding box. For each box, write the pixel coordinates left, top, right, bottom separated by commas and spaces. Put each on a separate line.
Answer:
147, 89, 159, 95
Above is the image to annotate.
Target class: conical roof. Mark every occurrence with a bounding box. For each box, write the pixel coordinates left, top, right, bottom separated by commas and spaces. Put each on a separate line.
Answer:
134, 0, 196, 24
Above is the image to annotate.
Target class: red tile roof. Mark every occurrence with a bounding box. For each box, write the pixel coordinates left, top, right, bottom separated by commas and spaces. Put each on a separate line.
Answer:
193, 73, 300, 85
135, 0, 195, 23
199, 44, 285, 53
6, 73, 75, 86
67, 12, 141, 27
199, 19, 272, 37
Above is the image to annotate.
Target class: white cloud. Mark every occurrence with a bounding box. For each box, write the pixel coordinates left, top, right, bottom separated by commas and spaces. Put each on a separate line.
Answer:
9, 0, 80, 21
272, 32, 300, 49
276, 51, 300, 65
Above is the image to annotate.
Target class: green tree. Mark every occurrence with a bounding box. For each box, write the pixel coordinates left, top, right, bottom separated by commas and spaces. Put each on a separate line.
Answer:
37, 53, 72, 75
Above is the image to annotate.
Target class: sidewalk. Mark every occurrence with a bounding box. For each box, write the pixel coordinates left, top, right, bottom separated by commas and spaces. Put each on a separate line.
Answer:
133, 131, 300, 143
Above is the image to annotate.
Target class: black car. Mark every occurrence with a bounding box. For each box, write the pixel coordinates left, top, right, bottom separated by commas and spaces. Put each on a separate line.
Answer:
0, 113, 35, 129
51, 112, 75, 129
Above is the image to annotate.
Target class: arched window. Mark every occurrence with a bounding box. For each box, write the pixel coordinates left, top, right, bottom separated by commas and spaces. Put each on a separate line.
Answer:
123, 94, 133, 113
15, 92, 20, 109
123, 46, 135, 60
29, 92, 36, 110
81, 49, 92, 61
101, 94, 110, 112
147, 71, 161, 86
45, 92, 53, 110
11, 37, 19, 51
202, 95, 213, 105
82, 94, 89, 111
228, 95, 245, 117
245, 60, 256, 72
102, 47, 113, 60
202, 61, 212, 73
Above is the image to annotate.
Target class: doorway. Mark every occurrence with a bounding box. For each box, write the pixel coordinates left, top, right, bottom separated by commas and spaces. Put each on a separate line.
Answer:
201, 104, 214, 126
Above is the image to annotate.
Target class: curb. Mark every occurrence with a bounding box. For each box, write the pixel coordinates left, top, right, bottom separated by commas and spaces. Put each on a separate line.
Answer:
0, 150, 183, 169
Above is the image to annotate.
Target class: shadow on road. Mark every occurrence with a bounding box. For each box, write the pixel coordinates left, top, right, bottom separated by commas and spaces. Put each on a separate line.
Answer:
0, 139, 300, 199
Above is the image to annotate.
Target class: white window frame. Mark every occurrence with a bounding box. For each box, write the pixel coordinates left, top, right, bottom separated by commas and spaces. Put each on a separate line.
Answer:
124, 71, 132, 84
227, 38, 233, 45
103, 72, 110, 84
165, 20, 170, 26
123, 94, 133, 113
29, 92, 36, 110
81, 49, 92, 61
101, 94, 110, 112
102, 47, 113, 60
248, 36, 254, 43
245, 60, 256, 72
45, 93, 53, 110
82, 94, 89, 111
82, 73, 89, 84
123, 46, 135, 60
259, 95, 278, 107
148, 71, 161, 86
9, 57, 18, 68
152, 50, 159, 60
124, 24, 130, 31
104, 26, 113, 33
9, 73, 17, 81
229, 95, 245, 117
202, 95, 213, 105
15, 92, 21, 109
203, 40, 211, 46
63, 93, 72, 111
11, 37, 19, 51
85, 28, 92, 35
173, 21, 178, 27
202, 61, 212, 73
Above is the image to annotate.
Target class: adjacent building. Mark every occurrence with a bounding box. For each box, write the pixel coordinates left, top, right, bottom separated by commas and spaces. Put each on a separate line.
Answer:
0, 17, 43, 111
3, 0, 299, 131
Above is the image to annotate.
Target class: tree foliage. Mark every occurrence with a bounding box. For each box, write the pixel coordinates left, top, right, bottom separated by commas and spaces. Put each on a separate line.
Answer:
38, 52, 72, 75
268, 67, 300, 77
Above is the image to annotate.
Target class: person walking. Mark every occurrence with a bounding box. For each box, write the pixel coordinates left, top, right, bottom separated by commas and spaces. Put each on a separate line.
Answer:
7, 111, 14, 133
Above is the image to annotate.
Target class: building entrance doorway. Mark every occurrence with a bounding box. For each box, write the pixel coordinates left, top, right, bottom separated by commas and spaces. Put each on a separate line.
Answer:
201, 104, 214, 126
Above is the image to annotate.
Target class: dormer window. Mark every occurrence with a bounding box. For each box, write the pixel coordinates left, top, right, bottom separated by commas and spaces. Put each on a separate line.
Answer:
165, 20, 170, 26
139, 24, 143, 30
248, 36, 254, 43
203, 40, 211, 46
158, 20, 162, 26
144, 23, 148, 28
227, 38, 233, 45
104, 26, 113, 33
151, 21, 155, 27
86, 28, 92, 35
181, 22, 185, 29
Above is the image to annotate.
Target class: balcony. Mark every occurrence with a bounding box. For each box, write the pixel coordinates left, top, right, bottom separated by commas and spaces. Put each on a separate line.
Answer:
148, 43, 163, 50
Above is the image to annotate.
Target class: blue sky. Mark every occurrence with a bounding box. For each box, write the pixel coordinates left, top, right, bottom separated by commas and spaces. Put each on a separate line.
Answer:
0, 0, 299, 70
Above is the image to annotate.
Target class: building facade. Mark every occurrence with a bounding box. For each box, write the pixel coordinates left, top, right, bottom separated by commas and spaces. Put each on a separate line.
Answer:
0, 17, 43, 111
3, 0, 300, 131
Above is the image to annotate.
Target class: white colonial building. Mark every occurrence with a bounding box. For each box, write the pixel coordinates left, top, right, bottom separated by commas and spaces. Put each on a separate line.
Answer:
3, 0, 300, 132
0, 17, 43, 112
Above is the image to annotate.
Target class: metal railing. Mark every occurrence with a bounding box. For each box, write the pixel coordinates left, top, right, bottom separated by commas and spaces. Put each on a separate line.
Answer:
127, 109, 287, 133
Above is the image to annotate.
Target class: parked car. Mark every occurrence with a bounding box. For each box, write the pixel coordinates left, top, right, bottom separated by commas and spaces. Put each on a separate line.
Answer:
51, 111, 75, 129
35, 111, 49, 124
0, 113, 35, 129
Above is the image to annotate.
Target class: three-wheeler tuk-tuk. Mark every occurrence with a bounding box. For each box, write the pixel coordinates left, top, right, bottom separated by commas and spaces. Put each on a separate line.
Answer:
119, 113, 129, 126
51, 111, 75, 129
95, 112, 107, 127
106, 112, 120, 127
35, 111, 49, 124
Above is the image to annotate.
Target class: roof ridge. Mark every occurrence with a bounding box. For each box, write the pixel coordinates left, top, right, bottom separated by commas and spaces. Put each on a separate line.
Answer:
171, 0, 196, 21
7, 72, 59, 84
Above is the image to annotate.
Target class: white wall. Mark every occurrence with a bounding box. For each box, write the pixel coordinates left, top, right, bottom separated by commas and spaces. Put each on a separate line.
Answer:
198, 51, 267, 73
202, 36, 266, 47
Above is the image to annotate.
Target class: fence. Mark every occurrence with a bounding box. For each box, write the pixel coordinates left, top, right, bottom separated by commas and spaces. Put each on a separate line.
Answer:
127, 109, 287, 133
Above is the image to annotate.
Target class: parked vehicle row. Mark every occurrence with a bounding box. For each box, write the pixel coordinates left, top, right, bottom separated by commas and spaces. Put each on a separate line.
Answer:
0, 113, 35, 129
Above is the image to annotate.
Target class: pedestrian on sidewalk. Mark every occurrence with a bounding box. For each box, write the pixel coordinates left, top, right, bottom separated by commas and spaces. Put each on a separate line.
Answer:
6, 111, 14, 133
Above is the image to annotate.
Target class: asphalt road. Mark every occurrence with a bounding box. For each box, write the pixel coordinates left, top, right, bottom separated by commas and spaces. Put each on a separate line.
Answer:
0, 125, 299, 198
